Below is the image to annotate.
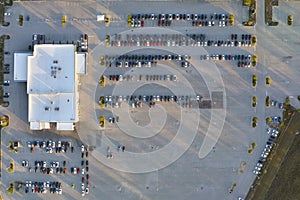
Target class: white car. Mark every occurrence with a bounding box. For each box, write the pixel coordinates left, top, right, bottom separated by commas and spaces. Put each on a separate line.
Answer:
72, 167, 77, 174
265, 144, 272, 149
57, 188, 62, 194
256, 163, 263, 167
45, 147, 53, 153
82, 168, 85, 174
271, 132, 278, 137
3, 80, 10, 86
27, 142, 32, 148
85, 187, 89, 194
82, 190, 85, 196
22, 160, 29, 167
81, 145, 85, 152
261, 153, 267, 158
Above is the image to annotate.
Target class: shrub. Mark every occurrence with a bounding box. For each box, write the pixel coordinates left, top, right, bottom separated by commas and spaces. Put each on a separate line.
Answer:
266, 96, 270, 107
266, 117, 272, 123
285, 97, 290, 106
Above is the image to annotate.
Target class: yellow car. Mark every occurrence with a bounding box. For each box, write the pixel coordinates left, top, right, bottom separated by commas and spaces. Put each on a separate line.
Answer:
105, 15, 110, 27
99, 116, 105, 128
99, 75, 106, 87
62, 15, 67, 27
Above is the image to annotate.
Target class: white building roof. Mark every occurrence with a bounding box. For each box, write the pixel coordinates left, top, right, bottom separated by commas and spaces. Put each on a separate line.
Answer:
57, 123, 74, 130
14, 52, 32, 82
76, 53, 86, 75
27, 44, 75, 94
30, 122, 50, 130
28, 93, 77, 122
26, 44, 80, 130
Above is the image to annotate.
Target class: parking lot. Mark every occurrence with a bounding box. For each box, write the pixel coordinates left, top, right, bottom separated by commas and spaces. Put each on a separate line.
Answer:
2, 0, 300, 200
1, 129, 91, 198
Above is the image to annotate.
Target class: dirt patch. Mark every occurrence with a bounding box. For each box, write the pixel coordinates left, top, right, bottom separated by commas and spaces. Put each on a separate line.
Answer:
265, 113, 300, 200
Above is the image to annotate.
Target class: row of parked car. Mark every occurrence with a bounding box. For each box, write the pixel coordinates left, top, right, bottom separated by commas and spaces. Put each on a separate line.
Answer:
80, 145, 90, 196
231, 34, 252, 41
108, 33, 252, 47
25, 181, 62, 194
130, 13, 230, 21
253, 126, 279, 175
107, 74, 178, 82
115, 60, 157, 68
200, 54, 252, 61
111, 54, 191, 62
271, 99, 283, 109
120, 33, 250, 43
27, 140, 74, 153
109, 38, 252, 47
200, 54, 253, 67
129, 13, 231, 27
101, 95, 202, 106
130, 19, 230, 28
29, 166, 67, 174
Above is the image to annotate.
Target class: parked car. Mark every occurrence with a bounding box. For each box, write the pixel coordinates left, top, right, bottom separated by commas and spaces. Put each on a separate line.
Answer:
4, 92, 10, 98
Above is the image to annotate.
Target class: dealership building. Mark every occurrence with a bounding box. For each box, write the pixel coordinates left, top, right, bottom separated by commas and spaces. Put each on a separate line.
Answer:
14, 44, 86, 130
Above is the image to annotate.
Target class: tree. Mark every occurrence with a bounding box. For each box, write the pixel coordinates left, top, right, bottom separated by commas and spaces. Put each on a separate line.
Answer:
243, 0, 251, 6
285, 97, 291, 106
